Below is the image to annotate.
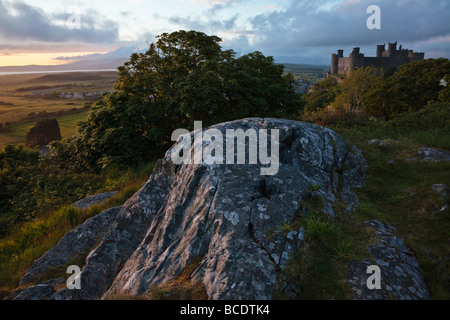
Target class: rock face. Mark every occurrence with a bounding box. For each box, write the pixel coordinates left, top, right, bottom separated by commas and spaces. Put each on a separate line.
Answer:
347, 220, 431, 300
407, 147, 450, 162
18, 206, 122, 287
10, 118, 370, 300
72, 191, 119, 210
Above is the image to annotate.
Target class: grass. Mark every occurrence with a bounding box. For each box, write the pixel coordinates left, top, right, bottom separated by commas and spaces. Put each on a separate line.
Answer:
0, 205, 101, 297
276, 110, 449, 300
146, 257, 208, 300
0, 161, 156, 299
0, 111, 89, 146
278, 195, 375, 300
332, 123, 450, 300
105, 257, 208, 300
0, 71, 117, 147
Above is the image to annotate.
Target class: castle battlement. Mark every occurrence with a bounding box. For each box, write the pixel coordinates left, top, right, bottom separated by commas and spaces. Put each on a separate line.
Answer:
330, 42, 424, 75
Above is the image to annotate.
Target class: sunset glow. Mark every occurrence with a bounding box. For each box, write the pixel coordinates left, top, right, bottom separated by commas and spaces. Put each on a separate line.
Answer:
0, 51, 106, 67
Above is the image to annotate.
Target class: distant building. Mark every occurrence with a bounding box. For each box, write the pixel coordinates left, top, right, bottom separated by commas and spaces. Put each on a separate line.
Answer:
329, 41, 424, 75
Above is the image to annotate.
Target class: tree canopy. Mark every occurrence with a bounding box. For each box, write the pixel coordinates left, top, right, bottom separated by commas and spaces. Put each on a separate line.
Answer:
63, 30, 303, 170
302, 58, 450, 120
26, 118, 62, 147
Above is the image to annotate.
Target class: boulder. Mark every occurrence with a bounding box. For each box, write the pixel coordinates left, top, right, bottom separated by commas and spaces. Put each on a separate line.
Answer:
72, 191, 119, 210
407, 147, 450, 162
346, 220, 431, 300
18, 206, 122, 286
11, 118, 369, 300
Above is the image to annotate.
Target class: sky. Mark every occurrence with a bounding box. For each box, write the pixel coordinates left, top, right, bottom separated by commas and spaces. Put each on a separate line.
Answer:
0, 0, 449, 66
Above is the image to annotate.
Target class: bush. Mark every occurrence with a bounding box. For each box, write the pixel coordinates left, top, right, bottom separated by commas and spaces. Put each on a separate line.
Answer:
364, 58, 450, 118
25, 118, 62, 147
302, 106, 368, 128
385, 101, 450, 131
0, 145, 103, 236
303, 77, 340, 112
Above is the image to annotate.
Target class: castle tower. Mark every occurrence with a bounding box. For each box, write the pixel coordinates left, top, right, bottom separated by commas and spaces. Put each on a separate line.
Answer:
376, 44, 385, 57
337, 50, 344, 58
349, 47, 364, 71
387, 41, 397, 57
331, 53, 339, 74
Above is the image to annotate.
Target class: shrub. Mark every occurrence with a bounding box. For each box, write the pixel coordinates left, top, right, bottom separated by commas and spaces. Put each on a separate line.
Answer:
25, 118, 62, 147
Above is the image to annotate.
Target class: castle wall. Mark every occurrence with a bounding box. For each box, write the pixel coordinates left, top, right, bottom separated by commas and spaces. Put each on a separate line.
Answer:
337, 57, 352, 74
330, 42, 424, 75
364, 57, 414, 71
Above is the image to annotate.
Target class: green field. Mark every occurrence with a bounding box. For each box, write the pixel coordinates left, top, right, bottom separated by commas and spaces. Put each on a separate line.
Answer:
0, 111, 89, 146
282, 63, 330, 81
0, 71, 117, 147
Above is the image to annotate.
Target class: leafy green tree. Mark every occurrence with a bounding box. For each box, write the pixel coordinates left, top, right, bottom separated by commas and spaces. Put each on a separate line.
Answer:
334, 66, 383, 112
438, 74, 450, 102
386, 58, 450, 112
303, 77, 340, 112
65, 30, 303, 170
26, 118, 62, 147
363, 58, 450, 118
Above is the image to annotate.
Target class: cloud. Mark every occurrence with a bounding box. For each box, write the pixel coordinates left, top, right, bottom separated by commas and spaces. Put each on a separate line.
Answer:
53, 46, 138, 62
0, 1, 119, 44
241, 0, 450, 62
168, 14, 239, 34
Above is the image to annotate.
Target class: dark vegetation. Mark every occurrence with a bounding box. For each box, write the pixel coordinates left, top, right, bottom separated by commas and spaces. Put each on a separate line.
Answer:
25, 119, 62, 147
27, 73, 108, 82
0, 30, 449, 299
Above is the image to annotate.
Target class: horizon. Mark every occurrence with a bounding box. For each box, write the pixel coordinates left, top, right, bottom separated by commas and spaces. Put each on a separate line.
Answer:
0, 0, 449, 69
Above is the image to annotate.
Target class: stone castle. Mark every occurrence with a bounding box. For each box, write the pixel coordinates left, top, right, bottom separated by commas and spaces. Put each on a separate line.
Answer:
330, 41, 424, 75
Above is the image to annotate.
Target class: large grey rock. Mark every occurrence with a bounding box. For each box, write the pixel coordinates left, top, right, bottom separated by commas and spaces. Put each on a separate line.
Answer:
10, 118, 368, 300
407, 147, 450, 162
19, 206, 121, 286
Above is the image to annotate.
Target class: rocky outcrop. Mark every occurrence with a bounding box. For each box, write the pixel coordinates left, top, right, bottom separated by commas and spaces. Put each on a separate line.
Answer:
18, 206, 122, 287
72, 191, 119, 210
347, 220, 431, 300
407, 147, 450, 162
10, 118, 371, 300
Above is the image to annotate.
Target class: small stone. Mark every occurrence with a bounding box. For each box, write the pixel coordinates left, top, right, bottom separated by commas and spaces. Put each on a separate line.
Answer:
287, 231, 297, 241
298, 227, 305, 241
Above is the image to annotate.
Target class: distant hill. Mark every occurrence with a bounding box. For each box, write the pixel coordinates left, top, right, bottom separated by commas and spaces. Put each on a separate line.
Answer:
279, 63, 329, 87
27, 72, 115, 83
0, 47, 135, 74
280, 63, 330, 73
0, 58, 127, 73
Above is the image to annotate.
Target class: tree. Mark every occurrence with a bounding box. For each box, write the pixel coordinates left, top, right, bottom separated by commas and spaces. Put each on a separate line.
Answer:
67, 30, 303, 170
334, 66, 383, 112
385, 58, 450, 112
303, 77, 340, 112
26, 118, 62, 147
438, 74, 450, 102
362, 58, 450, 118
